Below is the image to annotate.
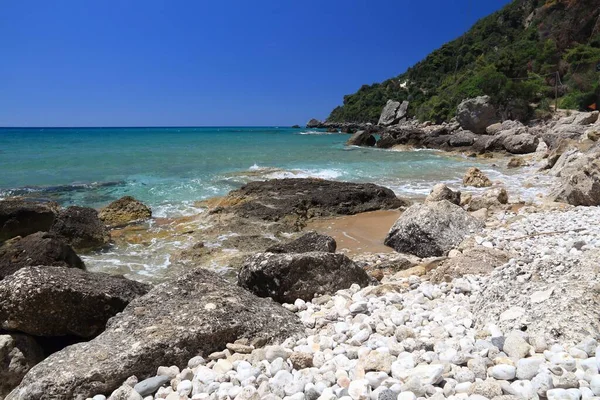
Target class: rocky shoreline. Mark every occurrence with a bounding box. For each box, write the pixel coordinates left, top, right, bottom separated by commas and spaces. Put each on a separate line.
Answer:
1, 103, 600, 399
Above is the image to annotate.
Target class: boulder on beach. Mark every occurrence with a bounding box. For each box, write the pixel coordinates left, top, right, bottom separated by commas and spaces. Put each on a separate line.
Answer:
549, 148, 600, 206
384, 200, 484, 258
265, 231, 336, 254
425, 183, 461, 205
463, 167, 492, 188
238, 252, 371, 303
98, 196, 152, 227
215, 178, 408, 228
448, 130, 476, 147
0, 334, 45, 399
0, 232, 84, 280
7, 268, 302, 400
0, 199, 58, 242
0, 266, 150, 338
346, 130, 376, 147
456, 96, 499, 134
468, 187, 509, 211
502, 133, 539, 154
50, 206, 110, 252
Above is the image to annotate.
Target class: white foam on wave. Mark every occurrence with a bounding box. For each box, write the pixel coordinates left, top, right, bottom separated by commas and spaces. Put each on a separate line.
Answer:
295, 130, 340, 135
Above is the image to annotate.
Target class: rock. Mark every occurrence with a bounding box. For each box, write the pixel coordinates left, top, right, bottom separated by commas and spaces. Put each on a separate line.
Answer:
407, 364, 444, 385
488, 364, 516, 380
8, 268, 302, 400
0, 334, 44, 399
468, 379, 502, 398
502, 133, 539, 154
0, 232, 85, 280
456, 96, 499, 134
486, 123, 503, 135
503, 332, 532, 359
133, 376, 171, 397
99, 196, 152, 227
549, 149, 600, 206
289, 352, 313, 369
468, 187, 509, 211
107, 383, 143, 400
463, 167, 492, 188
265, 232, 336, 254
238, 252, 370, 303
448, 130, 477, 147
516, 357, 545, 380
346, 131, 376, 147
0, 266, 150, 338
306, 119, 322, 128
425, 184, 461, 205
384, 200, 484, 257
216, 179, 408, 227
0, 199, 58, 242
429, 246, 509, 283
378, 100, 408, 126
507, 157, 525, 168
50, 206, 110, 252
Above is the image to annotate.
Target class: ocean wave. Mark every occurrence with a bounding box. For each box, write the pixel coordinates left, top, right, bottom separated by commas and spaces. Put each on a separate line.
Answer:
295, 130, 340, 135
223, 165, 343, 183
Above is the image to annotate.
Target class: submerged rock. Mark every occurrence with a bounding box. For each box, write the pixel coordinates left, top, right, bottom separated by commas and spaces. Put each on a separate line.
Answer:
456, 96, 499, 134
0, 334, 44, 399
346, 130, 376, 147
265, 231, 336, 254
463, 167, 493, 188
238, 252, 370, 303
8, 268, 302, 400
0, 199, 58, 242
0, 232, 84, 280
99, 196, 152, 227
50, 206, 110, 252
0, 266, 150, 338
384, 200, 484, 257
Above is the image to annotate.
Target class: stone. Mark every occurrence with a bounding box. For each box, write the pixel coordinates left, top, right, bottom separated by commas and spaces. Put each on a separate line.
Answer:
0, 232, 84, 280
133, 376, 171, 397
8, 268, 302, 400
0, 199, 58, 242
0, 334, 44, 399
468, 187, 509, 211
289, 352, 313, 369
348, 379, 370, 400
265, 232, 336, 254
507, 157, 525, 168
346, 131, 376, 147
448, 130, 477, 147
361, 351, 393, 374
549, 148, 600, 206
0, 266, 150, 338
456, 96, 499, 134
108, 384, 143, 400
516, 357, 544, 380
591, 375, 600, 396
425, 184, 461, 205
488, 364, 516, 380
99, 196, 152, 227
378, 100, 408, 127
50, 206, 110, 251
306, 119, 322, 128
384, 200, 484, 257
406, 364, 444, 385
503, 332, 532, 359
463, 167, 492, 188
502, 133, 540, 154
238, 252, 370, 303
467, 379, 502, 398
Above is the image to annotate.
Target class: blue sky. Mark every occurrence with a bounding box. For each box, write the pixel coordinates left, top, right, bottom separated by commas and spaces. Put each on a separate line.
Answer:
0, 0, 512, 127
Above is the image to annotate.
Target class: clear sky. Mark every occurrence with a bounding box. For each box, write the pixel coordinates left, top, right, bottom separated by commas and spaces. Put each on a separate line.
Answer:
0, 0, 512, 127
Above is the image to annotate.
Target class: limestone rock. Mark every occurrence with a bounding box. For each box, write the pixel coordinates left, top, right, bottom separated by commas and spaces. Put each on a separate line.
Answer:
50, 206, 110, 252
346, 131, 376, 147
468, 187, 509, 211
456, 96, 499, 134
238, 252, 370, 303
0, 334, 44, 399
378, 100, 409, 126
265, 232, 336, 254
306, 119, 322, 128
384, 200, 484, 257
0, 199, 58, 242
549, 148, 600, 206
463, 167, 492, 188
425, 184, 461, 205
502, 133, 539, 154
99, 196, 152, 227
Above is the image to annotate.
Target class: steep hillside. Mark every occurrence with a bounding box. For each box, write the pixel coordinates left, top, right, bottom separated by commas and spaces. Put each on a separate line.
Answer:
327, 0, 600, 124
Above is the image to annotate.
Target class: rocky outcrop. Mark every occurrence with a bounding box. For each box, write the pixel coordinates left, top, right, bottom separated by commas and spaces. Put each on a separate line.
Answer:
265, 232, 336, 254
542, 111, 599, 149
306, 119, 322, 128
456, 96, 499, 134
425, 184, 461, 205
238, 252, 371, 303
50, 206, 110, 252
0, 334, 44, 399
549, 148, 600, 206
376, 126, 426, 149
384, 200, 484, 257
448, 130, 477, 147
0, 266, 150, 338
346, 130, 376, 147
0, 232, 84, 280
98, 196, 152, 227
0, 199, 58, 242
502, 133, 539, 154
463, 167, 492, 188
8, 268, 302, 400
378, 100, 409, 126
216, 179, 408, 228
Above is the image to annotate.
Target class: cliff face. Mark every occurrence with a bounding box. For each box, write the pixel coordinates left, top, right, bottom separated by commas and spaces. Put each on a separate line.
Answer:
327, 0, 600, 124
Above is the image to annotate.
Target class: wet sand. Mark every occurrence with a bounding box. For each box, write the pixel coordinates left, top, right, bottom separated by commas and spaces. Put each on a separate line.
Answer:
306, 209, 402, 255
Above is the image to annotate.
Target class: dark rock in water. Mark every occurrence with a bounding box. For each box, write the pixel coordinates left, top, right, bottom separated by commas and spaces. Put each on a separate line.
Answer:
99, 196, 152, 227
218, 178, 408, 228
306, 118, 322, 128
463, 167, 492, 188
346, 130, 376, 147
238, 252, 371, 303
0, 333, 45, 399
376, 127, 425, 149
384, 200, 484, 258
133, 375, 171, 397
50, 206, 110, 252
266, 231, 336, 254
326, 127, 338, 133
0, 232, 84, 280
0, 266, 150, 338
456, 96, 499, 134
8, 268, 302, 400
291, 125, 300, 129
0, 199, 58, 242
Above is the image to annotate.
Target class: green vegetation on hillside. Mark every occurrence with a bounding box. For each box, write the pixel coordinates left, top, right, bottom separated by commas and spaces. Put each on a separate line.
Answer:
327, 0, 600, 124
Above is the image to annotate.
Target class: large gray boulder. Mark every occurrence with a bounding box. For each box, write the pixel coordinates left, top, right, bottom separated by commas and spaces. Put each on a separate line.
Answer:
346, 130, 376, 147
502, 133, 539, 154
265, 231, 336, 254
549, 149, 600, 206
425, 184, 461, 206
50, 206, 110, 252
378, 100, 409, 126
384, 200, 484, 257
0, 266, 150, 338
456, 96, 499, 134
0, 232, 84, 280
0, 334, 44, 399
238, 252, 371, 303
0, 199, 58, 242
8, 268, 302, 400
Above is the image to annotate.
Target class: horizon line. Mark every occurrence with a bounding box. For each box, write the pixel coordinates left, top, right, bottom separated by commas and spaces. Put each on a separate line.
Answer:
0, 125, 308, 129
